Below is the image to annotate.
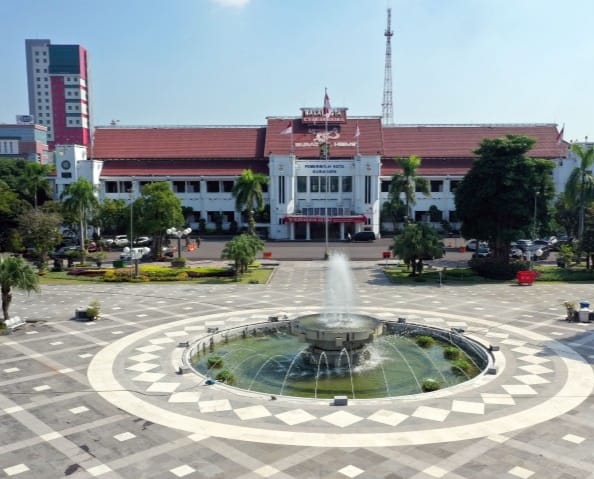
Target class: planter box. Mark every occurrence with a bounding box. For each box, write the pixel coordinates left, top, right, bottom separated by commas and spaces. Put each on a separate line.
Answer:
113, 260, 127, 268
516, 270, 536, 285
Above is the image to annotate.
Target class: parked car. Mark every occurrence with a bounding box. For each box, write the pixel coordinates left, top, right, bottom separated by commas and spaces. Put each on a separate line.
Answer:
465, 240, 488, 251
134, 236, 152, 246
472, 246, 492, 258
515, 239, 533, 251
106, 235, 130, 247
50, 245, 81, 259
352, 231, 376, 242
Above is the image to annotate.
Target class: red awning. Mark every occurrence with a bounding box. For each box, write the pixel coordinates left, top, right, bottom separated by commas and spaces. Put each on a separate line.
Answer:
284, 215, 366, 224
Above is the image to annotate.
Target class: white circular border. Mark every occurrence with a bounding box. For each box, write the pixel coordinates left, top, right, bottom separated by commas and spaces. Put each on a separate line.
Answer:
88, 307, 594, 447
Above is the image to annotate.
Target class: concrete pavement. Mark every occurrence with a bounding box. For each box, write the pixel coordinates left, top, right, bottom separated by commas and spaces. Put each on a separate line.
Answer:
1, 260, 592, 478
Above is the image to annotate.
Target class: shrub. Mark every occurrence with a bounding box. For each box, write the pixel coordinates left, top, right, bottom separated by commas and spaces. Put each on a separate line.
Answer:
86, 300, 101, 320
468, 258, 528, 280
443, 346, 461, 360
415, 335, 435, 348
451, 359, 473, 375
215, 368, 235, 384
207, 355, 224, 368
421, 379, 441, 392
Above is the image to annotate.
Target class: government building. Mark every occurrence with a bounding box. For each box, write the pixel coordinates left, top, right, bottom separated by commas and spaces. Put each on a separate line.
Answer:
51, 106, 568, 240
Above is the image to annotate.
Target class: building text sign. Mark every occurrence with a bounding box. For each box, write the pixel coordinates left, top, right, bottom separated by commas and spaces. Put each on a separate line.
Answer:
300, 107, 347, 124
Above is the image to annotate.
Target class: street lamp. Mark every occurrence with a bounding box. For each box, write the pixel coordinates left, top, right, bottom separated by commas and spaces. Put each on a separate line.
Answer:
533, 190, 540, 239
166, 227, 192, 259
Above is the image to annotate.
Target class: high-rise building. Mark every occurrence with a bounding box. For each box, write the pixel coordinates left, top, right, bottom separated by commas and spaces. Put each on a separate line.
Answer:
25, 39, 92, 149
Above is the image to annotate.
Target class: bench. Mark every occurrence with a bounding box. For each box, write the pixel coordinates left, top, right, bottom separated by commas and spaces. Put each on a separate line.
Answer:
5, 316, 25, 333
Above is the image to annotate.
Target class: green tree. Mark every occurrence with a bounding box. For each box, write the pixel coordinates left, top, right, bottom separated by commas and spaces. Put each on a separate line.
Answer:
60, 178, 99, 264
390, 223, 444, 276
18, 207, 63, 266
0, 255, 40, 325
381, 197, 406, 232
231, 169, 269, 234
0, 180, 31, 252
455, 135, 555, 261
564, 144, 594, 241
94, 199, 128, 236
134, 182, 184, 257
388, 155, 430, 220
221, 234, 264, 275
19, 162, 53, 209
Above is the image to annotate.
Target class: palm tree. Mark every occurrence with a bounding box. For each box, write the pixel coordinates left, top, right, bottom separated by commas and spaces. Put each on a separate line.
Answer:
564, 144, 594, 241
19, 162, 53, 209
60, 178, 99, 263
389, 155, 430, 221
0, 255, 40, 325
232, 169, 269, 234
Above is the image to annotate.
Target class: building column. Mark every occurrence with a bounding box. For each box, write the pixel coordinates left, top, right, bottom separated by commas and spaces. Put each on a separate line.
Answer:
306, 222, 311, 241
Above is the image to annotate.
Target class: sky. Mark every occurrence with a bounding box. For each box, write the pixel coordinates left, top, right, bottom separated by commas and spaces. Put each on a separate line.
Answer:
1, 0, 593, 142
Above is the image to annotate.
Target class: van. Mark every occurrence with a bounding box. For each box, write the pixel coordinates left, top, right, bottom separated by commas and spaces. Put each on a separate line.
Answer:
352, 231, 376, 242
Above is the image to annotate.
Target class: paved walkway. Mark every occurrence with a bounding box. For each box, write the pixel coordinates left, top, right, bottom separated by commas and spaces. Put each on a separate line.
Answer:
1, 261, 593, 478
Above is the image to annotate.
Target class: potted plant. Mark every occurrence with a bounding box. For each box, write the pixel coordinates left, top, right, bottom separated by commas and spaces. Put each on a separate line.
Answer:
91, 251, 107, 268
85, 300, 101, 320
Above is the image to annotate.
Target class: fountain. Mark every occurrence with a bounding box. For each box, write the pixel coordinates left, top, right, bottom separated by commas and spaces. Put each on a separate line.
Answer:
189, 252, 490, 399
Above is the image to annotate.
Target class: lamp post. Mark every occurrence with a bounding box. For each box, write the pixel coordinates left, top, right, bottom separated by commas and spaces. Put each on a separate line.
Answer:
166, 227, 192, 259
533, 190, 539, 239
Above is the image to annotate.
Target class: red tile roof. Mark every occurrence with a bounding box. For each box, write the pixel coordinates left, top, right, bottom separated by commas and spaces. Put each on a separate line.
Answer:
264, 117, 384, 157
382, 124, 566, 159
92, 122, 567, 178
93, 126, 266, 159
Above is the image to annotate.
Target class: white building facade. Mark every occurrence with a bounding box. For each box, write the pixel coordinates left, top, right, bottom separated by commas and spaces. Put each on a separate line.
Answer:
51, 109, 568, 240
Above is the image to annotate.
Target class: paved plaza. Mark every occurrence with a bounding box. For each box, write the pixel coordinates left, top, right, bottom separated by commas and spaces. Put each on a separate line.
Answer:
1, 260, 593, 478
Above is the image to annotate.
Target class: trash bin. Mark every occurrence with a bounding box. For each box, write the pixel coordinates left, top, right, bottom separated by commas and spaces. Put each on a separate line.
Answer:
579, 310, 590, 323
113, 260, 126, 268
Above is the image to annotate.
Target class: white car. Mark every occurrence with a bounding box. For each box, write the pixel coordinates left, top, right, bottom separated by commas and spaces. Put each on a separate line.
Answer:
113, 235, 129, 247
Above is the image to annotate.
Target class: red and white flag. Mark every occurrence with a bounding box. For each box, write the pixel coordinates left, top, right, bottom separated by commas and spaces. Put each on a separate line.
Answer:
280, 121, 292, 135
354, 123, 360, 138
556, 124, 565, 144
323, 88, 331, 119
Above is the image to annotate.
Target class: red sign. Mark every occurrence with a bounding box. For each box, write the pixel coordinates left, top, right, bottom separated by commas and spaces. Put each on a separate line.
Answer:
284, 215, 366, 224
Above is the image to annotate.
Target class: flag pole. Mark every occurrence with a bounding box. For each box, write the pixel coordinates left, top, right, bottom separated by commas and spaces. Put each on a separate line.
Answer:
323, 88, 330, 257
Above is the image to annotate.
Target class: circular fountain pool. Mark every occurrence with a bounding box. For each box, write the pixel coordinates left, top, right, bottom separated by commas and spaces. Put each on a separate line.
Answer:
189, 318, 490, 399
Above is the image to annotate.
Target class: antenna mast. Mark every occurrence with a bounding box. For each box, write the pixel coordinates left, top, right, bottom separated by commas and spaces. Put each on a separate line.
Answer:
382, 8, 394, 125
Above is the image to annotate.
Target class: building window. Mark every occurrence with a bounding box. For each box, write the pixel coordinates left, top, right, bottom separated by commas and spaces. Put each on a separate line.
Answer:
310, 176, 320, 193
278, 176, 285, 204
364, 176, 371, 203
297, 176, 307, 193
342, 176, 353, 193
105, 182, 118, 193
173, 181, 186, 193
189, 180, 200, 193
222, 180, 234, 193
329, 176, 339, 192
430, 180, 443, 193
449, 180, 460, 193
120, 181, 132, 192
206, 181, 220, 193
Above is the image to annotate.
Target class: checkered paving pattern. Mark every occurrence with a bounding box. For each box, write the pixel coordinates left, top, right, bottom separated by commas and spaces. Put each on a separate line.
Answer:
1, 260, 593, 478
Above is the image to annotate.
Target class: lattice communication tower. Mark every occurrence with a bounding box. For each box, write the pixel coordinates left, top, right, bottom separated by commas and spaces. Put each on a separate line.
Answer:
382, 8, 394, 125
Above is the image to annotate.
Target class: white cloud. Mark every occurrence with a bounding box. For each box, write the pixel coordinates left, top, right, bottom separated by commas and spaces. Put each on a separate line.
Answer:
210, 0, 251, 8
